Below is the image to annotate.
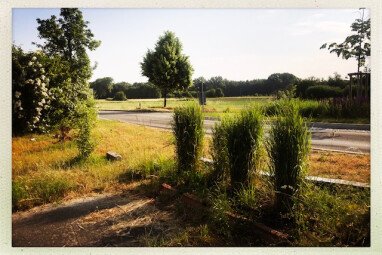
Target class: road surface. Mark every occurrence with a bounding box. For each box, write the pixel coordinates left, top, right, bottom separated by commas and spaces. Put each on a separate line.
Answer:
99, 110, 370, 154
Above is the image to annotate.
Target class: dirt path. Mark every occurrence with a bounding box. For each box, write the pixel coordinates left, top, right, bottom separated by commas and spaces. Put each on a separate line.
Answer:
12, 187, 183, 247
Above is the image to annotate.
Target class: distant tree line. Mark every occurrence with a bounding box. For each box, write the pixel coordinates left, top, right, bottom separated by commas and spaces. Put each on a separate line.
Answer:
90, 78, 161, 100
91, 72, 353, 101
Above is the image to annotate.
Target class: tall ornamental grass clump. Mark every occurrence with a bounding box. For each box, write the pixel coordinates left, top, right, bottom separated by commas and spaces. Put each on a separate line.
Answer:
172, 103, 204, 174
268, 101, 310, 213
209, 122, 230, 186
224, 109, 263, 191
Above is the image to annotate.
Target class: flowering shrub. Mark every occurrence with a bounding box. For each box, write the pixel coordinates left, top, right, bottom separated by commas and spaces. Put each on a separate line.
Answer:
12, 47, 52, 134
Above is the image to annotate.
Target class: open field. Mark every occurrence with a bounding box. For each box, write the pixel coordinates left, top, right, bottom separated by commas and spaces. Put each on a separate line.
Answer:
95, 97, 272, 115
95, 97, 370, 123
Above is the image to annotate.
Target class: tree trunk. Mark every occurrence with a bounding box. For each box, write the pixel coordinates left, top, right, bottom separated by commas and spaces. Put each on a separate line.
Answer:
163, 90, 167, 108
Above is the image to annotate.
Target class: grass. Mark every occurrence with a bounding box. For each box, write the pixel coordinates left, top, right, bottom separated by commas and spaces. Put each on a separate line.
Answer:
172, 103, 204, 174
12, 119, 176, 210
95, 97, 370, 124
267, 101, 310, 213
12, 119, 370, 246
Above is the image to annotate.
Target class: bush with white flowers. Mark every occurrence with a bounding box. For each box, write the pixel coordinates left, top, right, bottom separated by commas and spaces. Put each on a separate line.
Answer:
12, 47, 52, 134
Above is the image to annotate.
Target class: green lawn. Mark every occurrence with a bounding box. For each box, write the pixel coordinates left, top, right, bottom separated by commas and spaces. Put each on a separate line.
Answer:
95, 97, 370, 124
95, 96, 273, 114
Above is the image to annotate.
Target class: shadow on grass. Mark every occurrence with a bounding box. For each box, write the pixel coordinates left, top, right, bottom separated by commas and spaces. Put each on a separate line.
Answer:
118, 170, 145, 183
54, 154, 110, 170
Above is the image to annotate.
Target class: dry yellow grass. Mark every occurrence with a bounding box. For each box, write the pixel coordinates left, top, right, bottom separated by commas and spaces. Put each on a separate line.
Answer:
12, 120, 176, 209
12, 119, 370, 211
308, 151, 370, 183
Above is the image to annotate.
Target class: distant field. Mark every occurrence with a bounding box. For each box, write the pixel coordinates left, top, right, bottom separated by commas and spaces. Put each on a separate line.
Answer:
95, 97, 274, 115
95, 97, 370, 124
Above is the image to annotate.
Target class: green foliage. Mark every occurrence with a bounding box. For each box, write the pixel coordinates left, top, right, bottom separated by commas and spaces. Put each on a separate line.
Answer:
267, 101, 310, 213
13, 173, 75, 210
328, 96, 370, 119
224, 109, 263, 191
209, 188, 233, 237
267, 73, 298, 93
113, 91, 127, 101
127, 82, 161, 99
209, 123, 230, 186
172, 103, 204, 175
90, 77, 114, 99
35, 8, 100, 139
12, 46, 52, 135
305, 85, 343, 99
293, 185, 370, 246
141, 31, 194, 107
320, 17, 370, 71
76, 95, 97, 158
35, 8, 100, 83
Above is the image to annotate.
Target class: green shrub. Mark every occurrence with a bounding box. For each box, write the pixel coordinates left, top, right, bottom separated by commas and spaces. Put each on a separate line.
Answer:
267, 101, 310, 213
294, 78, 322, 98
205, 89, 216, 97
328, 96, 370, 119
172, 103, 204, 174
297, 100, 329, 118
76, 96, 97, 158
224, 109, 263, 191
113, 91, 127, 101
215, 88, 224, 97
305, 85, 343, 99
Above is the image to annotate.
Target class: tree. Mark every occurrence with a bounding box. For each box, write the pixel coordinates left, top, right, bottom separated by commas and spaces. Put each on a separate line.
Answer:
113, 91, 127, 101
35, 8, 100, 142
266, 73, 298, 93
90, 77, 114, 99
141, 31, 193, 107
320, 15, 370, 73
35, 8, 100, 83
111, 81, 130, 97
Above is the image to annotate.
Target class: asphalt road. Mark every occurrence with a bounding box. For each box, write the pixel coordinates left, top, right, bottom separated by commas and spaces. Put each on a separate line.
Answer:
99, 110, 370, 154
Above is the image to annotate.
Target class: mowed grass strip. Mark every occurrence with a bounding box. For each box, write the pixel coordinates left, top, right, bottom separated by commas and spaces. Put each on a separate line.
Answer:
12, 119, 370, 211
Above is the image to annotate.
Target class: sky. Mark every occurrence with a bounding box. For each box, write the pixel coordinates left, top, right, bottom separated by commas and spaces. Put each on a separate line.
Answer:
12, 8, 370, 83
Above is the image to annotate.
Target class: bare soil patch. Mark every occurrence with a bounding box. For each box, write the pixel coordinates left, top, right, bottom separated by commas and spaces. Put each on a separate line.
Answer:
12, 184, 185, 247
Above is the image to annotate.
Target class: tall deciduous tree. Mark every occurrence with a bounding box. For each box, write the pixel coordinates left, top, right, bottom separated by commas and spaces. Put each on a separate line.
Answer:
90, 77, 114, 99
34, 9, 100, 158
320, 16, 370, 73
34, 8, 100, 139
35, 8, 100, 84
141, 31, 193, 107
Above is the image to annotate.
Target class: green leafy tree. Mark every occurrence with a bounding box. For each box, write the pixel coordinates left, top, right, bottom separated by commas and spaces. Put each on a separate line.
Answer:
35, 8, 100, 141
35, 8, 100, 83
320, 16, 370, 72
90, 77, 114, 99
113, 91, 127, 101
141, 31, 193, 107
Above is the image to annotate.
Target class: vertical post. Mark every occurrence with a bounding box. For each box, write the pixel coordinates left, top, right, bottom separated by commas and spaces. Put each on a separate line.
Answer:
201, 80, 205, 109
349, 74, 353, 99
